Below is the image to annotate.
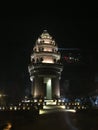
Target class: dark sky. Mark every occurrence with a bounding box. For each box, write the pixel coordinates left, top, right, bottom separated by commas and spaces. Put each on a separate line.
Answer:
0, 6, 97, 98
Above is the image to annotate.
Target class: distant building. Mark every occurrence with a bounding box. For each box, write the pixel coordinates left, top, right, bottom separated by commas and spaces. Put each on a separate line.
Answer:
59, 48, 81, 65
59, 48, 95, 96
28, 30, 63, 99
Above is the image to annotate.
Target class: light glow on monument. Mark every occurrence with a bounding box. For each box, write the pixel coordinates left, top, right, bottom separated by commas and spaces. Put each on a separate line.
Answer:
42, 57, 54, 63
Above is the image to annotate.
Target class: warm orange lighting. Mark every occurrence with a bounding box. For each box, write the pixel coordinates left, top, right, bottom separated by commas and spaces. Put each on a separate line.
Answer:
4, 122, 12, 130
44, 48, 52, 52
42, 57, 53, 63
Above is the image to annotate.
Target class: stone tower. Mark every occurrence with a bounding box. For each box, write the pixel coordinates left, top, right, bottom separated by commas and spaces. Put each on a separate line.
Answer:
28, 30, 63, 99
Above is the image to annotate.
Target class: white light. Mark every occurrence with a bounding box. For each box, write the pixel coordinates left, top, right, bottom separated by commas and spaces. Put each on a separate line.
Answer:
23, 107, 26, 110
58, 99, 61, 102
78, 106, 80, 109
39, 99, 42, 102
25, 99, 31, 103
47, 79, 51, 86
30, 77, 33, 81
34, 99, 37, 102
10, 107, 13, 110
47, 79, 52, 99
27, 107, 30, 110
38, 103, 40, 105
45, 100, 56, 105
43, 105, 48, 109
14, 106, 17, 110
62, 100, 65, 102
38, 38, 41, 43
65, 109, 76, 113
39, 109, 47, 115
59, 105, 65, 109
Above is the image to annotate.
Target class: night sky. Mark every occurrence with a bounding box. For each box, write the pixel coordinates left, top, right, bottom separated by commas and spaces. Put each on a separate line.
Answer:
0, 6, 97, 98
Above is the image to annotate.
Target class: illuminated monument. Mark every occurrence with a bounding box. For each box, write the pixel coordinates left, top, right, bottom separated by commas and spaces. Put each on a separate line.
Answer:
28, 30, 63, 99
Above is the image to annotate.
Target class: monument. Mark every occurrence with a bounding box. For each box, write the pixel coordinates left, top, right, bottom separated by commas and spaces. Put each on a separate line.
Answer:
28, 30, 63, 100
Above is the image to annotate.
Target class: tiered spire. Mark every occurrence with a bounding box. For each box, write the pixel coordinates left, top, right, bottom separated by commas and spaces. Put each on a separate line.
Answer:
31, 30, 61, 64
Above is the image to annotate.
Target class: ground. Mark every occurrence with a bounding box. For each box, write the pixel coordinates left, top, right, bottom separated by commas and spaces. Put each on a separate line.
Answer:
13, 110, 98, 130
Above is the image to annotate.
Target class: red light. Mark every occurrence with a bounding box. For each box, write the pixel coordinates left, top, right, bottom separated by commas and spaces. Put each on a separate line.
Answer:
64, 56, 68, 60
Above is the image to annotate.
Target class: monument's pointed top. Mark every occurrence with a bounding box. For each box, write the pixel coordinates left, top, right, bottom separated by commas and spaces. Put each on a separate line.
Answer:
40, 30, 52, 39
43, 30, 48, 33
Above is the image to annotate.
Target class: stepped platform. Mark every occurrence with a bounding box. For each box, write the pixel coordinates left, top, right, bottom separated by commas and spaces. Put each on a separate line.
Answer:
39, 100, 76, 114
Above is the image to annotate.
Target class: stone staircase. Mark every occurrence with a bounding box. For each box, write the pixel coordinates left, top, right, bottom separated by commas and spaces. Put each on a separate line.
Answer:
44, 100, 57, 105
39, 100, 76, 115
43, 100, 65, 112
